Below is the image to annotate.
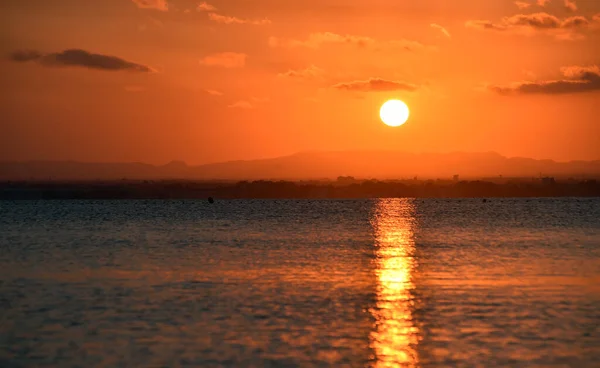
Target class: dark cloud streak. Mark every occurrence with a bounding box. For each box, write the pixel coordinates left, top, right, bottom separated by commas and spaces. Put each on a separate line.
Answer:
466, 12, 591, 31
9, 49, 154, 73
332, 78, 418, 92
466, 12, 593, 41
490, 66, 600, 95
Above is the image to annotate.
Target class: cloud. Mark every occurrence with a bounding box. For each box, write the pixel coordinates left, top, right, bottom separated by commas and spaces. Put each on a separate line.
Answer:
466, 12, 593, 39
228, 100, 254, 109
560, 65, 600, 79
271, 32, 374, 48
489, 65, 600, 95
206, 89, 223, 96
515, 13, 568, 28
430, 23, 451, 38
465, 20, 506, 31
208, 13, 271, 25
130, 0, 168, 11
278, 65, 324, 79
332, 78, 418, 92
537, 0, 550, 6
199, 52, 246, 68
500, 13, 561, 29
269, 32, 425, 51
515, 1, 531, 9
9, 49, 155, 72
228, 97, 269, 108
10, 50, 43, 62
564, 0, 577, 12
561, 16, 589, 28
197, 2, 216, 12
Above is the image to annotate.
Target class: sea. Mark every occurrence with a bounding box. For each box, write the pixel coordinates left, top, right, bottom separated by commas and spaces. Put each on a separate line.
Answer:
1, 198, 600, 367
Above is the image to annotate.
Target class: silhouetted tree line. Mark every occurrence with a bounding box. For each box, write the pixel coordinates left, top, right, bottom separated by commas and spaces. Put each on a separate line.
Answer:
1, 179, 599, 199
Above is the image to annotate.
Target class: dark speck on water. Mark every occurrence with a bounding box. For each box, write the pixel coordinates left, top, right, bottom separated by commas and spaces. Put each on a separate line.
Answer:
1, 198, 600, 367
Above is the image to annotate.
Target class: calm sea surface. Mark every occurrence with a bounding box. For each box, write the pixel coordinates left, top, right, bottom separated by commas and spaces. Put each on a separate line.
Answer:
1, 198, 600, 367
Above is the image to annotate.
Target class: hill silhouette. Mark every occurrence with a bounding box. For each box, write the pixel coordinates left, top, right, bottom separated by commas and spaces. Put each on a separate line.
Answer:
1, 151, 600, 181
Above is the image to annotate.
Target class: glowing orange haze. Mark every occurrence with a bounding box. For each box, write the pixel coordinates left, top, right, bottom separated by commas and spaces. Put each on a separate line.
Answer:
1, 0, 600, 165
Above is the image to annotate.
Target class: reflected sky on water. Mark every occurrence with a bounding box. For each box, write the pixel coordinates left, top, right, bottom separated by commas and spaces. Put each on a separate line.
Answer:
370, 199, 420, 367
1, 199, 600, 367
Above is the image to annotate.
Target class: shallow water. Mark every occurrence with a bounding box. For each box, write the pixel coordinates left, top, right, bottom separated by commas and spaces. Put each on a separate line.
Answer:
1, 198, 600, 367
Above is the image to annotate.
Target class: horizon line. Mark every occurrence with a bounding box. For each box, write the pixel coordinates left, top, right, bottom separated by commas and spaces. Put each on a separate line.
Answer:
2, 150, 600, 167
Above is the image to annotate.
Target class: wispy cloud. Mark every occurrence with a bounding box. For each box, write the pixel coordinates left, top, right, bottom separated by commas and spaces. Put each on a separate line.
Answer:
332, 78, 418, 92
199, 52, 246, 68
515, 1, 531, 9
278, 65, 324, 79
197, 2, 216, 12
467, 13, 556, 30
269, 32, 425, 51
208, 13, 271, 25
564, 0, 577, 12
206, 89, 223, 96
270, 32, 373, 48
9, 49, 155, 72
489, 65, 600, 95
228, 100, 254, 109
537, 0, 550, 6
130, 0, 168, 11
466, 12, 593, 40
228, 97, 269, 109
430, 23, 451, 38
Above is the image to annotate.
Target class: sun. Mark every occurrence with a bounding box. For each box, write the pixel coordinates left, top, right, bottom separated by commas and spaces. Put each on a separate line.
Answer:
380, 100, 410, 127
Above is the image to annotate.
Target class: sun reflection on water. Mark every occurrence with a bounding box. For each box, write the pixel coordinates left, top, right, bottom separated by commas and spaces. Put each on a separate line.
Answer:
370, 198, 419, 367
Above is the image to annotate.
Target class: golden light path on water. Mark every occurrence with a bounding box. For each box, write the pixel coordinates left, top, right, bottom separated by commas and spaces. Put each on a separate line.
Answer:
370, 198, 420, 367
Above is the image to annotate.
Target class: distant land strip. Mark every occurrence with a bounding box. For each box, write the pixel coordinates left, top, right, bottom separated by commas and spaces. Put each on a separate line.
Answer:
1, 179, 599, 199
2, 152, 600, 182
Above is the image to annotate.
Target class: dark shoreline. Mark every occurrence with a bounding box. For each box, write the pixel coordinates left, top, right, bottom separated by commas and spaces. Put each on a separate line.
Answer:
2, 179, 599, 200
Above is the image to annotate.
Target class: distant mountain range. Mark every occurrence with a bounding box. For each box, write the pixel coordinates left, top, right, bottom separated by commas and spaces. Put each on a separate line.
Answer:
1, 151, 600, 181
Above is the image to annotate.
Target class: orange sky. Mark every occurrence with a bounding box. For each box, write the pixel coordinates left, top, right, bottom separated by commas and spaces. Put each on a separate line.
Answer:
1, 0, 599, 164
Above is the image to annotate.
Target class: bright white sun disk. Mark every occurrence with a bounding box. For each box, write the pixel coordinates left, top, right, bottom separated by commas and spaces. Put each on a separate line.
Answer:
380, 100, 410, 127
